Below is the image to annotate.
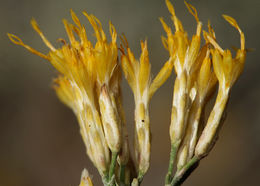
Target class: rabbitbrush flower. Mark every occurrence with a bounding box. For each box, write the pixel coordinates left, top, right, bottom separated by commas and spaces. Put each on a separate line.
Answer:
161, 0, 246, 185
8, 10, 129, 185
8, 0, 247, 185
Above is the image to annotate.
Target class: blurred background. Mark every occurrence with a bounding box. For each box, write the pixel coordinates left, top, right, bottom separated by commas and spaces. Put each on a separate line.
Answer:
1, 0, 259, 185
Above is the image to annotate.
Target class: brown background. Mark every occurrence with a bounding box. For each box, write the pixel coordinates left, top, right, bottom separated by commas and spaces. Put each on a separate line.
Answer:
1, 0, 259, 185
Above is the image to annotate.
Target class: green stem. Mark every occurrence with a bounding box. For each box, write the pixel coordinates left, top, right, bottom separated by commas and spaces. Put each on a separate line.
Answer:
137, 171, 144, 184
119, 165, 126, 186
170, 156, 199, 186
102, 173, 110, 186
108, 152, 118, 186
165, 141, 180, 185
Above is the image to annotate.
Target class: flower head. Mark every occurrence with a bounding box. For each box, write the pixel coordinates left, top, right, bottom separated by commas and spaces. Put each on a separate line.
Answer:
195, 15, 246, 157
204, 15, 246, 92
160, 0, 202, 77
120, 34, 174, 177
8, 9, 123, 175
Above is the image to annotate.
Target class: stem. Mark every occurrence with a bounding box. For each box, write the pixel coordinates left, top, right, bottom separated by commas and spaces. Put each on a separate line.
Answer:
165, 142, 180, 185
170, 156, 199, 186
102, 173, 110, 186
108, 152, 118, 186
119, 165, 126, 186
137, 171, 144, 184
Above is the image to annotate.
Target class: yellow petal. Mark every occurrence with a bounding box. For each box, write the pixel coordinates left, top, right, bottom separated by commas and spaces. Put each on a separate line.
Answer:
31, 18, 56, 51
184, 1, 199, 23
159, 17, 172, 37
138, 40, 151, 96
223, 15, 245, 51
121, 55, 136, 93
212, 49, 224, 83
63, 19, 77, 46
7, 33, 49, 60
149, 59, 174, 99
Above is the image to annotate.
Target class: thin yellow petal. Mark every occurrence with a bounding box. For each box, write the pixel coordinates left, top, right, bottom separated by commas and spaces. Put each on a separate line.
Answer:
207, 20, 216, 39
166, 0, 176, 18
7, 33, 49, 60
149, 58, 174, 99
204, 31, 224, 54
161, 35, 168, 51
159, 17, 172, 36
63, 19, 77, 46
121, 55, 136, 93
184, 1, 199, 23
223, 15, 245, 50
31, 18, 56, 51
70, 9, 81, 28
109, 21, 117, 44
212, 49, 224, 83
138, 40, 151, 96
222, 50, 233, 87
83, 12, 102, 42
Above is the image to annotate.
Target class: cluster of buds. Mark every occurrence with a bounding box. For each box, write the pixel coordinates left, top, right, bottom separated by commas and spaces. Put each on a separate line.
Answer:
161, 0, 246, 184
8, 0, 246, 185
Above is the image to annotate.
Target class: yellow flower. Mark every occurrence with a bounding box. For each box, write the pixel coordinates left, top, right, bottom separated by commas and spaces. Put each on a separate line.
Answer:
205, 15, 246, 92
121, 35, 174, 177
161, 0, 204, 145
8, 9, 123, 175
195, 15, 246, 157
162, 1, 247, 183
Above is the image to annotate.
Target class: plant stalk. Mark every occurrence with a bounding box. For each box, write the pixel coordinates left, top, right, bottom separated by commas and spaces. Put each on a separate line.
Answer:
119, 164, 126, 186
170, 156, 199, 186
107, 152, 118, 186
165, 141, 180, 185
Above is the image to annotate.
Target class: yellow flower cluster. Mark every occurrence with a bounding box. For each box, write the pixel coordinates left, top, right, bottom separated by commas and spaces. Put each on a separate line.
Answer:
8, 0, 246, 185
160, 0, 246, 184
8, 10, 127, 184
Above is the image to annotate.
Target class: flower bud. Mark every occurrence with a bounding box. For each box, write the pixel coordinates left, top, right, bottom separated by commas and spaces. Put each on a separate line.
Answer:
99, 84, 121, 152
79, 169, 93, 186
